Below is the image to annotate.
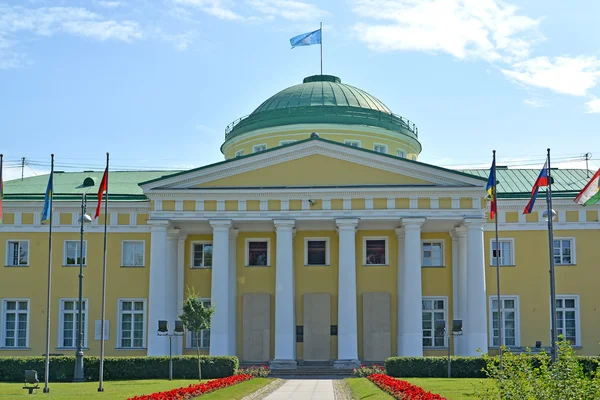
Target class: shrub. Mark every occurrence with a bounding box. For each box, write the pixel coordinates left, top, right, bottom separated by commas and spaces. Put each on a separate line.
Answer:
236, 365, 271, 377
385, 356, 487, 378
352, 364, 385, 377
368, 373, 447, 400
128, 374, 253, 400
0, 355, 239, 382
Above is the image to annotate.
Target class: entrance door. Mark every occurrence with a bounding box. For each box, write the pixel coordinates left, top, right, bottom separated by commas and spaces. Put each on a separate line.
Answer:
303, 293, 331, 361
242, 293, 271, 362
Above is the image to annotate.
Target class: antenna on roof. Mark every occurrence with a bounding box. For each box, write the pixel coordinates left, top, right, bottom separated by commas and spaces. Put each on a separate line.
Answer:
581, 152, 592, 177
21, 157, 26, 181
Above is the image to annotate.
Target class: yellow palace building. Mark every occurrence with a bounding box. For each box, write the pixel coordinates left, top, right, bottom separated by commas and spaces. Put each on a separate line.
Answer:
1, 74, 599, 369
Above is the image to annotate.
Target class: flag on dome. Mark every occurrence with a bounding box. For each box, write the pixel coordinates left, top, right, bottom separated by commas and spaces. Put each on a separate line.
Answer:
574, 169, 600, 206
290, 29, 321, 48
523, 160, 549, 214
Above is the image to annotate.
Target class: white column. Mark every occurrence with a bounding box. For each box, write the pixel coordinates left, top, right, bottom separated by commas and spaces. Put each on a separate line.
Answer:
272, 219, 296, 369
398, 218, 425, 356
148, 220, 169, 356
452, 226, 468, 355
395, 227, 405, 355
464, 219, 488, 356
228, 229, 239, 356
167, 228, 179, 330
209, 220, 232, 356
175, 233, 187, 355
335, 219, 360, 368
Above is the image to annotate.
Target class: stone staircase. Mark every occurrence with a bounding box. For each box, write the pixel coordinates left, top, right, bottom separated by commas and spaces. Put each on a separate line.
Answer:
241, 361, 354, 378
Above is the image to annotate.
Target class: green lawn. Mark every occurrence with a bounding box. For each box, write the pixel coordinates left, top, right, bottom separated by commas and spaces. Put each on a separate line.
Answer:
345, 377, 491, 400
0, 378, 272, 399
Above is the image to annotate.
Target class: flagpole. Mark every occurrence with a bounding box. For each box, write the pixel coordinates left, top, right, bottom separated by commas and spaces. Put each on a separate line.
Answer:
491, 150, 503, 356
0, 154, 3, 223
98, 152, 109, 392
546, 148, 558, 362
320, 21, 323, 75
43, 154, 55, 393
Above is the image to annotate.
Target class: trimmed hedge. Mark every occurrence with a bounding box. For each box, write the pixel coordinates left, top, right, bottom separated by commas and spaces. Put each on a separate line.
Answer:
0, 356, 238, 382
385, 356, 600, 378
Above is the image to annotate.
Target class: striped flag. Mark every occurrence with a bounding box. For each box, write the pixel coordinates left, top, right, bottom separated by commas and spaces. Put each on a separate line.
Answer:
574, 169, 600, 206
523, 160, 549, 215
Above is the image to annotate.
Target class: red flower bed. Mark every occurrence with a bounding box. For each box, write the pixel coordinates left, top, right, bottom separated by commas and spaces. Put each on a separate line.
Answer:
127, 374, 253, 400
367, 374, 447, 400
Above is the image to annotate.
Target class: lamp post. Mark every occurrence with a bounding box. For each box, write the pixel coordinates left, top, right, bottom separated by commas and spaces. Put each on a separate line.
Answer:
73, 193, 92, 382
158, 320, 185, 381
543, 196, 558, 363
436, 319, 463, 378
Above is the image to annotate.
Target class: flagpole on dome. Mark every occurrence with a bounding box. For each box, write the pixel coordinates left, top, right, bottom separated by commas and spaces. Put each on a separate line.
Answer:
545, 148, 558, 363
43, 154, 55, 393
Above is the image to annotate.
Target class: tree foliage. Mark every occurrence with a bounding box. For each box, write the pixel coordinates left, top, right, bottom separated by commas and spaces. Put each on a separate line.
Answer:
180, 288, 215, 381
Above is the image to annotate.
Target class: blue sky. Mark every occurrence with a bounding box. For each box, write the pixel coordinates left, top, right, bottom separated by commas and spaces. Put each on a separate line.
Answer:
1, 0, 600, 181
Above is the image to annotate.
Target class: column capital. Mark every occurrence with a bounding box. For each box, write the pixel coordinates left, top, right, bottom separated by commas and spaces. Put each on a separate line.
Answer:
177, 233, 188, 244
148, 219, 169, 230
168, 228, 180, 239
273, 219, 295, 230
463, 218, 486, 230
402, 217, 425, 230
210, 220, 232, 232
230, 228, 240, 238
395, 227, 404, 238
451, 225, 467, 238
335, 218, 359, 230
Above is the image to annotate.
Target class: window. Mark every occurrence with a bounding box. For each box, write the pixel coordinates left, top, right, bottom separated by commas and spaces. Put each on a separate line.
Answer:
6, 240, 29, 266
191, 242, 213, 268
234, 150, 244, 157
554, 238, 575, 265
186, 299, 211, 349
280, 140, 296, 146
422, 298, 446, 347
373, 143, 388, 154
122, 241, 145, 267
304, 238, 329, 266
397, 150, 406, 158
252, 144, 267, 153
245, 239, 269, 266
489, 296, 520, 347
555, 296, 579, 345
2, 299, 29, 348
118, 299, 146, 348
422, 241, 444, 267
64, 240, 87, 266
58, 299, 87, 348
490, 239, 514, 266
364, 237, 388, 265
344, 140, 361, 148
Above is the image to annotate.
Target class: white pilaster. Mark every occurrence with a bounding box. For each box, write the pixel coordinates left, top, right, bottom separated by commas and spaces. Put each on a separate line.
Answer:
335, 219, 360, 367
229, 229, 239, 356
209, 220, 232, 355
272, 219, 296, 369
395, 227, 405, 355
175, 233, 187, 355
167, 228, 179, 332
398, 218, 425, 356
148, 220, 169, 356
452, 226, 468, 355
464, 219, 488, 356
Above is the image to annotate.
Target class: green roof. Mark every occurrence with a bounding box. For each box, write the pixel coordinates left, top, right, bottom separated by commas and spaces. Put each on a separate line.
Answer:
461, 168, 590, 198
223, 74, 419, 143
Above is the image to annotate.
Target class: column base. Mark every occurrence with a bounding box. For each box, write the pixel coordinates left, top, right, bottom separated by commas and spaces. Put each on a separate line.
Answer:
333, 359, 361, 369
270, 359, 298, 370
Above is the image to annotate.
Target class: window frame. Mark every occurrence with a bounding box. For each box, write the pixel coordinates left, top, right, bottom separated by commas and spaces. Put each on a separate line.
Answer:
304, 237, 330, 266
489, 238, 515, 266
185, 298, 211, 349
363, 236, 389, 266
121, 240, 145, 267
421, 240, 445, 267
234, 150, 244, 157
553, 237, 576, 265
422, 296, 448, 348
344, 139, 362, 148
190, 241, 213, 269
488, 295, 520, 348
1, 298, 30, 348
397, 149, 406, 158
245, 238, 270, 267
252, 144, 267, 153
57, 298, 89, 349
117, 298, 147, 349
554, 295, 581, 346
63, 240, 87, 267
373, 143, 388, 154
5, 240, 30, 267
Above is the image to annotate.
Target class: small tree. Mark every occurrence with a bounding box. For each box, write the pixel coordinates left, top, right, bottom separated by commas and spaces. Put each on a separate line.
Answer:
180, 288, 215, 381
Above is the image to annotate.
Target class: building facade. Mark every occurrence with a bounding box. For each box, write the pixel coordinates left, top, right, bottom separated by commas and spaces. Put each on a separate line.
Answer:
1, 74, 599, 368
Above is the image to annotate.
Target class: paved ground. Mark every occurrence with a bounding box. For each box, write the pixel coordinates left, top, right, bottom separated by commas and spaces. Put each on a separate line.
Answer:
263, 379, 335, 399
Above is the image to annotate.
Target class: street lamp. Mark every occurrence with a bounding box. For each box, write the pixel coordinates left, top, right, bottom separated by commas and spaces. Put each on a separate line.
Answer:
73, 193, 92, 382
158, 320, 185, 381
436, 319, 463, 378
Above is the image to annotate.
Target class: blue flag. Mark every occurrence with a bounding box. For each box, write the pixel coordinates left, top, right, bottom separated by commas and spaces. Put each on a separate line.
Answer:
41, 173, 53, 223
290, 29, 321, 48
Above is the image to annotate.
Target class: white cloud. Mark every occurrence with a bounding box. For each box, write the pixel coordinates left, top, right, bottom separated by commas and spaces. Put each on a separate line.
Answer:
246, 0, 328, 20
95, 1, 123, 8
172, 0, 243, 20
502, 56, 600, 96
523, 97, 547, 108
351, 0, 541, 62
585, 97, 600, 114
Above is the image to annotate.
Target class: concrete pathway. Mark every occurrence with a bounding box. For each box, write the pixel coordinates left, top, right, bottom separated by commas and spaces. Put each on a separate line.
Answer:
263, 379, 335, 399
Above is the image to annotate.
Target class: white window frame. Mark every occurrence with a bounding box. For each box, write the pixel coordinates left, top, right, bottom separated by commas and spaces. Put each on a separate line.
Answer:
421, 240, 445, 267
489, 238, 515, 266
121, 240, 145, 267
397, 149, 406, 158
252, 144, 267, 153
5, 240, 30, 267
363, 236, 389, 266
117, 298, 147, 349
553, 237, 576, 265
185, 298, 211, 349
234, 150, 244, 157
373, 143, 388, 154
344, 139, 362, 148
279, 140, 296, 146
489, 295, 520, 348
422, 296, 448, 348
190, 241, 213, 269
63, 240, 87, 266
304, 237, 330, 266
58, 298, 88, 349
245, 238, 270, 267
1, 298, 30, 348
554, 295, 581, 346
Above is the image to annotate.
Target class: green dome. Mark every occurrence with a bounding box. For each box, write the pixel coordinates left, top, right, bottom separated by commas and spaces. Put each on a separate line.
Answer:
224, 74, 418, 141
